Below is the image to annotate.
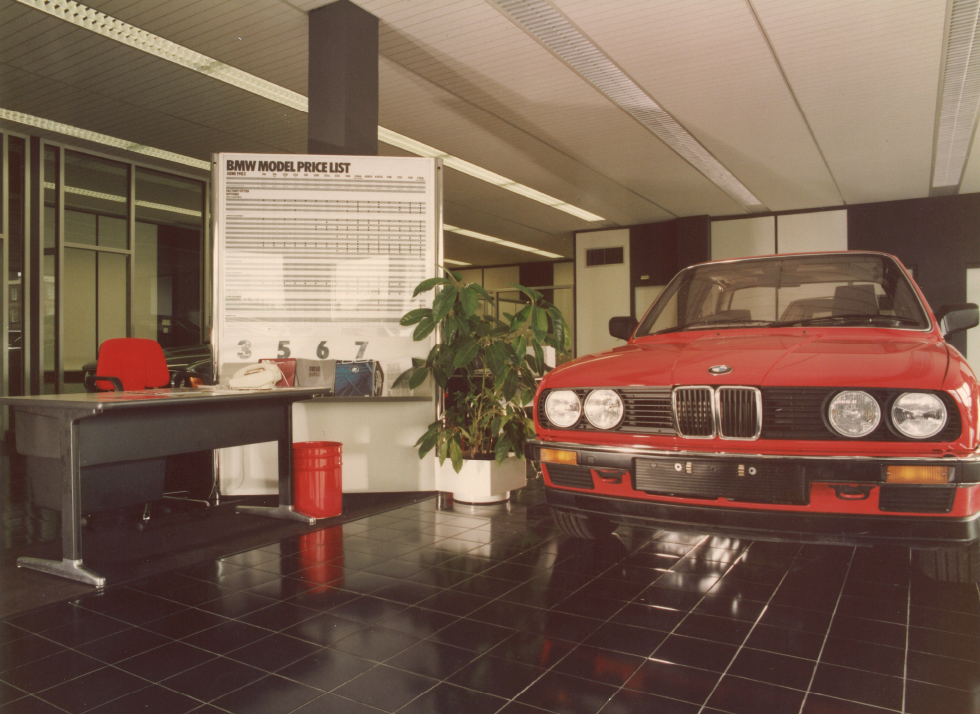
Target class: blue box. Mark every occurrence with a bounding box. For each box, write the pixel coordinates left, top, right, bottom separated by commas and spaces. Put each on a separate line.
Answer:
335, 360, 384, 397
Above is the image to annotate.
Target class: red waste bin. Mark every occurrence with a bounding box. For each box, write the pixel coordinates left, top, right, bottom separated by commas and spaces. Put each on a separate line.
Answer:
293, 441, 342, 519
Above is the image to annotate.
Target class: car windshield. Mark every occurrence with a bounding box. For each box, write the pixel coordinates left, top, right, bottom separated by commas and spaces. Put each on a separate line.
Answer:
634, 253, 930, 337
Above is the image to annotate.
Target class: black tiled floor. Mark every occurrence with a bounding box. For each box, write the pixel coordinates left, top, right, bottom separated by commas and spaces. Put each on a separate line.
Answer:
2, 478, 980, 713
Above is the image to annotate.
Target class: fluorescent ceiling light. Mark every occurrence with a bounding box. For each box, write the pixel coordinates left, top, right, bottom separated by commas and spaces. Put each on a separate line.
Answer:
1, 109, 211, 171
488, 0, 765, 212
15, 0, 604, 223
445, 224, 563, 259
43, 180, 203, 217
443, 258, 472, 266
933, 0, 980, 189
378, 128, 603, 221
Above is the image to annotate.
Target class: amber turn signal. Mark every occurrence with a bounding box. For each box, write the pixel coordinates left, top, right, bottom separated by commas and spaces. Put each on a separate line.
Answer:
539, 448, 578, 465
884, 466, 950, 484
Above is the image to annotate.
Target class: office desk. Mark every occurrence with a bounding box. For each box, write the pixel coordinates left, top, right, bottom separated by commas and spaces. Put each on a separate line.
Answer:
1, 387, 332, 588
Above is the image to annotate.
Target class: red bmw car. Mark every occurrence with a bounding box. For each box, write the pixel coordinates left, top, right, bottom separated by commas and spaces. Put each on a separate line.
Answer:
525, 251, 980, 582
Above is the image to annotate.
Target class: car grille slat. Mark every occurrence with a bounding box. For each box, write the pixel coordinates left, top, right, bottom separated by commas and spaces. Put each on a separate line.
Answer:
634, 458, 808, 505
544, 464, 594, 490
878, 485, 955, 513
674, 387, 714, 437
717, 387, 760, 439
620, 388, 674, 432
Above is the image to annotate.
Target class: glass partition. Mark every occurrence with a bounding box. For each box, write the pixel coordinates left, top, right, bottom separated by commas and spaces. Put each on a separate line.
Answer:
135, 167, 205, 348
7, 137, 26, 397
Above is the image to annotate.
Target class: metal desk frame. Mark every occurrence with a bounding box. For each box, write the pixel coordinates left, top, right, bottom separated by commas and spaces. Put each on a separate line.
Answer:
2, 387, 332, 588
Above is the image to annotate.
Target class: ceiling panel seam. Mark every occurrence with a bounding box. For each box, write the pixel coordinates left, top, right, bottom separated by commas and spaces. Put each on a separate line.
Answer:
376, 53, 674, 222
745, 0, 845, 206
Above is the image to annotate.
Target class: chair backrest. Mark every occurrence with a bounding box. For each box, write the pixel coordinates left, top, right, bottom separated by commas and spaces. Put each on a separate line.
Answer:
94, 338, 172, 391
833, 284, 879, 316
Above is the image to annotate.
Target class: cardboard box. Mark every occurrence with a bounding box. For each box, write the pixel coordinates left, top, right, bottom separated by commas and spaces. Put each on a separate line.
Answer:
295, 359, 336, 390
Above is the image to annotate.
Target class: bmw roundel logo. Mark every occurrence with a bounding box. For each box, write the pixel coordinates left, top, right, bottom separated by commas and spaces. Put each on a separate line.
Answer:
708, 365, 733, 375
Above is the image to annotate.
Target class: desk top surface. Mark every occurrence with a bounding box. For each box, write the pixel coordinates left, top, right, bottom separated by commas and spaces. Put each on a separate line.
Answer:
0, 386, 348, 412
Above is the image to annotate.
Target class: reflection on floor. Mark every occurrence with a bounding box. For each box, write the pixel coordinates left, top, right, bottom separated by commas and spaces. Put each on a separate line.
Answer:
1, 477, 979, 714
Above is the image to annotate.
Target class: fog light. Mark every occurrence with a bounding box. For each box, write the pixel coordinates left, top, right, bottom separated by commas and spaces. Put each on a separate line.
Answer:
884, 466, 950, 484
539, 448, 578, 465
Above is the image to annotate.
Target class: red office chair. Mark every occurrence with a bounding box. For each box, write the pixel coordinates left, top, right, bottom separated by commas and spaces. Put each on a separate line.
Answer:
85, 338, 172, 392
79, 338, 211, 525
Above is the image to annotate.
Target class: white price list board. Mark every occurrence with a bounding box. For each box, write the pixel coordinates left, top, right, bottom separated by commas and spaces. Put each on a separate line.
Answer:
211, 153, 441, 495
213, 153, 441, 384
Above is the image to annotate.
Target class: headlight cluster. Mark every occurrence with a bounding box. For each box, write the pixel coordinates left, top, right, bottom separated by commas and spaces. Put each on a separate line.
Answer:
828, 390, 947, 439
544, 389, 624, 430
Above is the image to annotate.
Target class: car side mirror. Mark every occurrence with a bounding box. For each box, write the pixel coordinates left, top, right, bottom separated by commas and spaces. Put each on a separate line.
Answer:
609, 316, 638, 341
937, 304, 979, 337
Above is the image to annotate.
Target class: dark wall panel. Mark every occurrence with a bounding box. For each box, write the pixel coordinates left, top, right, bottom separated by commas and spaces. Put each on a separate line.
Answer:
629, 215, 709, 288
848, 193, 980, 354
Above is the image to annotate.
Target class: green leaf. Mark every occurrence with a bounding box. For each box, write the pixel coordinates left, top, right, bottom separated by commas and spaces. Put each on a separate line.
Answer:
408, 367, 429, 390
501, 370, 518, 401
513, 335, 526, 361
470, 282, 493, 303
453, 339, 481, 369
494, 435, 513, 463
392, 367, 416, 388
511, 283, 543, 302
533, 305, 549, 338
431, 285, 458, 323
512, 303, 532, 327
532, 343, 545, 375
399, 308, 431, 327
460, 285, 480, 317
449, 440, 463, 473
413, 316, 437, 341
413, 277, 449, 297
416, 426, 439, 457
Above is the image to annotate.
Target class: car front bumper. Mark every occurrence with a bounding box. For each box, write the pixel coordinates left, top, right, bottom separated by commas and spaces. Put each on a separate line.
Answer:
525, 439, 980, 549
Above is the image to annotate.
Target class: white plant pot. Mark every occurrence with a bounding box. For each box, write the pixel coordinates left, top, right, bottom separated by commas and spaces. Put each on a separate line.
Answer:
434, 453, 527, 504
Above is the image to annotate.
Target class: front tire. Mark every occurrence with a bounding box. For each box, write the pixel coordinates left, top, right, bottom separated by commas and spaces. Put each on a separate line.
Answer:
917, 543, 980, 583
552, 509, 616, 539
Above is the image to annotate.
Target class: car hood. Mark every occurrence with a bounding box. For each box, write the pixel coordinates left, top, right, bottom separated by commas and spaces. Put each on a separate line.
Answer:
545, 331, 951, 390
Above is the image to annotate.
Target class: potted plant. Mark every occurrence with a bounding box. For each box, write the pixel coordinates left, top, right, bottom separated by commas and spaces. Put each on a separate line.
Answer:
396, 270, 571, 502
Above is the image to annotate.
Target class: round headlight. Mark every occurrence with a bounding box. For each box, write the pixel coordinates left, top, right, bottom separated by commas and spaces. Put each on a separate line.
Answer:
544, 390, 582, 428
584, 389, 624, 430
828, 391, 881, 438
891, 392, 947, 439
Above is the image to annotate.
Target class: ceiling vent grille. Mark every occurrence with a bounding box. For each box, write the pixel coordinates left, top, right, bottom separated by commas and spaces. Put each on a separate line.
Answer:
933, 0, 980, 190
489, 0, 765, 212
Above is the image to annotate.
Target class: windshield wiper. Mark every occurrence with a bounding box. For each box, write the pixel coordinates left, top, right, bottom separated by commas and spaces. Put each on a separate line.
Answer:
770, 314, 924, 328
656, 319, 772, 334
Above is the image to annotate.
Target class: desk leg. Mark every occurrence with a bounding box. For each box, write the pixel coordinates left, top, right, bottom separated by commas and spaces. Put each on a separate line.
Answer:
17, 558, 106, 588
235, 401, 316, 526
17, 415, 106, 588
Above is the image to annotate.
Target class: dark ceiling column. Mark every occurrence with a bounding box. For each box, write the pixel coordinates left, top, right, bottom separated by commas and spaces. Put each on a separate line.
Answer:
308, 0, 379, 156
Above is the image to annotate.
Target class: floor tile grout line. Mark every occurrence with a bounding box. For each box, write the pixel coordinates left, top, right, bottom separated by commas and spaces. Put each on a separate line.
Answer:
692, 541, 806, 714
590, 532, 721, 710
796, 546, 857, 714
902, 548, 912, 714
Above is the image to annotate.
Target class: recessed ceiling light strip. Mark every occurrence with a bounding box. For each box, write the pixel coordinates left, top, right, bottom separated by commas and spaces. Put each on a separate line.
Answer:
42, 181, 204, 217
445, 224, 563, 258
14, 0, 604, 222
378, 128, 603, 221
17, 0, 309, 112
1, 108, 211, 170
488, 0, 765, 211
933, 0, 980, 188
